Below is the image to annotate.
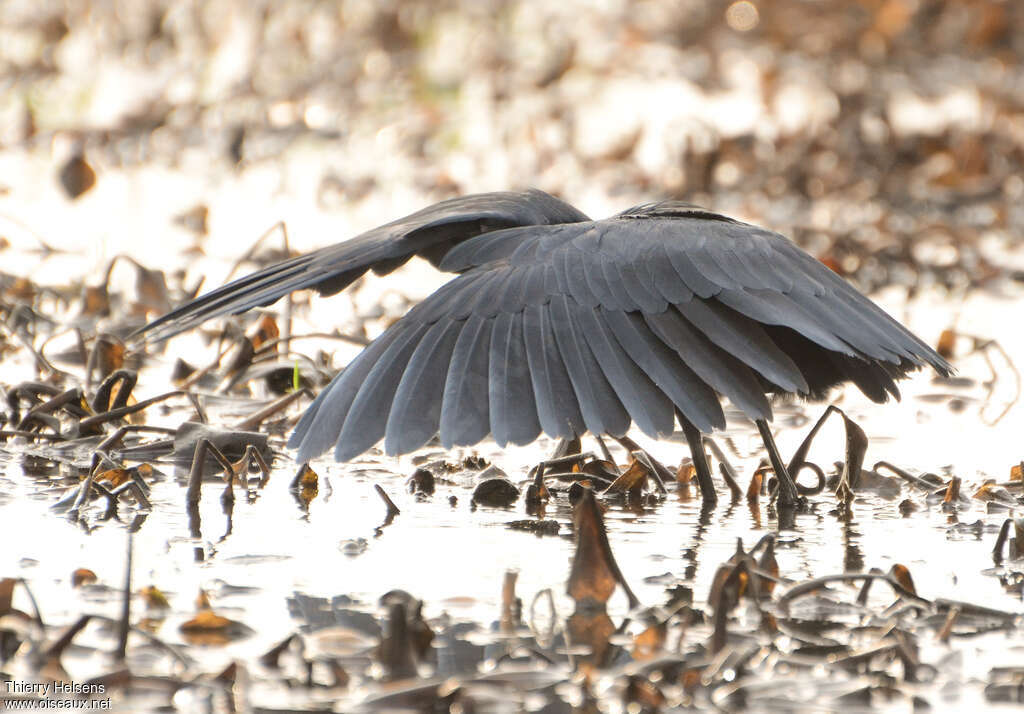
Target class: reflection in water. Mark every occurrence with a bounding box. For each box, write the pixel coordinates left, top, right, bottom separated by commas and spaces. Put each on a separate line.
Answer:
378, 592, 431, 681
680, 495, 716, 584
566, 607, 616, 674
565, 487, 634, 680
842, 519, 865, 573
2, 358, 1024, 709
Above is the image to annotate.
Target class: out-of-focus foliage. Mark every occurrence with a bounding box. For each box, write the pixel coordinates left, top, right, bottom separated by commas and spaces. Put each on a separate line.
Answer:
2, 0, 1023, 290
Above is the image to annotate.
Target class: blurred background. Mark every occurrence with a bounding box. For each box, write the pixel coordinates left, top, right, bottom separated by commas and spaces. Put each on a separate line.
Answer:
2, 5, 1024, 707
2, 0, 1023, 295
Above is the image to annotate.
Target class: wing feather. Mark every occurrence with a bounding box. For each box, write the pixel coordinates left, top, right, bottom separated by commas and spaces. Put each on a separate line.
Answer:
597, 251, 637, 310
523, 304, 585, 439
333, 322, 431, 461
223, 199, 951, 462
787, 289, 906, 362
704, 241, 776, 291
489, 311, 542, 446
612, 250, 668, 313
648, 241, 695, 303
384, 319, 463, 455
582, 250, 625, 310
666, 242, 721, 298
555, 242, 600, 308
139, 189, 589, 342
289, 326, 406, 461
673, 300, 809, 392
549, 295, 630, 436
642, 308, 771, 420
602, 309, 725, 432
573, 304, 676, 438
439, 314, 492, 448
716, 288, 857, 355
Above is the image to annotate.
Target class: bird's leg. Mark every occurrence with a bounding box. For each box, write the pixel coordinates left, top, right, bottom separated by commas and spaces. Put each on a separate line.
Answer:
593, 435, 616, 467
755, 419, 799, 508
678, 416, 717, 507
553, 436, 583, 460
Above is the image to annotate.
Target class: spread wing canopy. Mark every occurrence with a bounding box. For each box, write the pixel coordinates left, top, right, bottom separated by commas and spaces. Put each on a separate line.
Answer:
136, 189, 589, 342
287, 201, 952, 462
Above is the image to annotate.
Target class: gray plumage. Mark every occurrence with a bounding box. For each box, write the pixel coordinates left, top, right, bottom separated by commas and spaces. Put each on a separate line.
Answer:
136, 189, 952, 463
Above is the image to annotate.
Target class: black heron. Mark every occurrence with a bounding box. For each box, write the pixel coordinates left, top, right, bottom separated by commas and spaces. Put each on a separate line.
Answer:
138, 189, 952, 506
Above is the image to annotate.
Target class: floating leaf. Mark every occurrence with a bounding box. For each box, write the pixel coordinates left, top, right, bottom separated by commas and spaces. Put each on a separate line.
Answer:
180, 611, 242, 637
567, 488, 639, 608
601, 457, 648, 499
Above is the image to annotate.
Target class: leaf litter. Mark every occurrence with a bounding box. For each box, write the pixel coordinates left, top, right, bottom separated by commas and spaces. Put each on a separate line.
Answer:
3, 0, 1024, 711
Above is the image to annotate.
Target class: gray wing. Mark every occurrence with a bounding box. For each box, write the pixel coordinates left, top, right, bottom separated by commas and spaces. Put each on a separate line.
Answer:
292, 204, 951, 462
135, 189, 589, 342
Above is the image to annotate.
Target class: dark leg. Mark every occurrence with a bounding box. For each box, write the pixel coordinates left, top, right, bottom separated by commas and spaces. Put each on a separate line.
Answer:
553, 436, 582, 460
679, 416, 717, 507
755, 419, 799, 508
593, 434, 615, 465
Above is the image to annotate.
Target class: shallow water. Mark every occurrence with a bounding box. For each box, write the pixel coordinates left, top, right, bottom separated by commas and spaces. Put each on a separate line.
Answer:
2, 150, 1024, 708
3, 277, 1024, 710
3, 54, 1024, 704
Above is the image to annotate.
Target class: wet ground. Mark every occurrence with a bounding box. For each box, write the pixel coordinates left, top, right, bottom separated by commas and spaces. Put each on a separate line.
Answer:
4, 278, 1024, 713
4, 1, 1024, 711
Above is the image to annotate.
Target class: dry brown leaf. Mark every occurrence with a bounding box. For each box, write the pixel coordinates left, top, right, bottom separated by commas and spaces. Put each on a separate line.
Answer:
71, 569, 97, 587
602, 458, 648, 498
889, 564, 917, 596
249, 315, 279, 350
631, 622, 666, 661
181, 610, 233, 633
96, 469, 131, 487
140, 585, 170, 610
936, 328, 956, 359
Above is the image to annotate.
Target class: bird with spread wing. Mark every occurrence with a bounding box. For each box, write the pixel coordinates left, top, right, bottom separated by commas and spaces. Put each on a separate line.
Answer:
137, 189, 951, 507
